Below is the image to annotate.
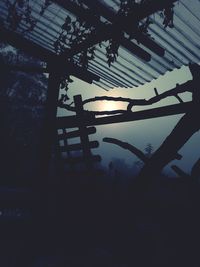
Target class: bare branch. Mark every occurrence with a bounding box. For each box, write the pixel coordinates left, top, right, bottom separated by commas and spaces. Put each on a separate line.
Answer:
82, 96, 146, 105
58, 101, 76, 112
58, 79, 193, 114
58, 101, 127, 115
103, 137, 182, 163
82, 80, 193, 112
103, 137, 148, 163
89, 110, 127, 115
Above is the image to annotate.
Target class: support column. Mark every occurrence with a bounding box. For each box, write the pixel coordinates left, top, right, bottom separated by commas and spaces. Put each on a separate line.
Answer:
39, 63, 61, 183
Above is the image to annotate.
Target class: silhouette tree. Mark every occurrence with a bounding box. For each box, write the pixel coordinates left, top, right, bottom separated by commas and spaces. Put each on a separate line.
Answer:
144, 143, 154, 158
0, 42, 48, 184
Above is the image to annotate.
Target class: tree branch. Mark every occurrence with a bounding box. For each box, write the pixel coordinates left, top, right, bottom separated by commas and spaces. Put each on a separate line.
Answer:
58, 79, 194, 114
84, 80, 193, 112
103, 137, 182, 163
82, 96, 146, 105
103, 137, 148, 163
58, 101, 127, 115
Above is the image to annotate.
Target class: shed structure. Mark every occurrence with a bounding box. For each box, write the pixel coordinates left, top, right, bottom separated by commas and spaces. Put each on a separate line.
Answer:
0, 0, 199, 175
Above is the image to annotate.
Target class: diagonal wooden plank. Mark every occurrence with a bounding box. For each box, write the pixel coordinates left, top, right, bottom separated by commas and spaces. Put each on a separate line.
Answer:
57, 102, 193, 128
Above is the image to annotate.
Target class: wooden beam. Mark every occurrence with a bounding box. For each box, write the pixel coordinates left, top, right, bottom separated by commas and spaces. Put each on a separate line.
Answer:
57, 102, 193, 129
74, 95, 93, 158
139, 0, 177, 21
39, 63, 61, 180
61, 25, 151, 62
58, 0, 176, 61
58, 127, 96, 140
81, 0, 165, 56
0, 26, 100, 83
54, 0, 152, 60
0, 25, 54, 62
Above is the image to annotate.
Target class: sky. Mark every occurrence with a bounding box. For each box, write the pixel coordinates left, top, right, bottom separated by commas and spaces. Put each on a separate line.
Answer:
57, 65, 200, 176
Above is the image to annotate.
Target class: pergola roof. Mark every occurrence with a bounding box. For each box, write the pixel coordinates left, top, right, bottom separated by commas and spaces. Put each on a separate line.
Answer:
0, 0, 199, 90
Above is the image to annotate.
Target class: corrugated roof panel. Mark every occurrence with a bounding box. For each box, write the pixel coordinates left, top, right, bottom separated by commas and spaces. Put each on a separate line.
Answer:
0, 0, 200, 89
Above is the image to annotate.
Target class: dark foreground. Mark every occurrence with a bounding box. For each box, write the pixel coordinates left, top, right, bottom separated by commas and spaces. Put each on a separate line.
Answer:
0, 173, 200, 267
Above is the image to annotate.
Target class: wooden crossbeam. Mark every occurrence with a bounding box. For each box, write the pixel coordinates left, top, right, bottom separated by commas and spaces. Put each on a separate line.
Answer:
58, 0, 177, 60
57, 102, 193, 129
4, 62, 100, 85
58, 127, 96, 140
74, 95, 93, 159
0, 26, 100, 83
81, 0, 165, 56
54, 0, 150, 61
139, 0, 177, 21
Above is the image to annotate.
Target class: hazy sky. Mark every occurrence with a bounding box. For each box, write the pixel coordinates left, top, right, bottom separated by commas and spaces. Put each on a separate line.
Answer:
57, 65, 200, 176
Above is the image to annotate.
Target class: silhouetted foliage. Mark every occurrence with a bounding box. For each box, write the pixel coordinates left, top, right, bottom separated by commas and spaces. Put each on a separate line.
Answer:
145, 143, 154, 158
0, 42, 48, 184
3, 0, 176, 70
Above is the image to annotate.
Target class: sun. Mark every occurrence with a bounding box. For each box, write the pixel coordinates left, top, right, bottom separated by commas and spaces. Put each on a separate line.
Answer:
100, 100, 122, 111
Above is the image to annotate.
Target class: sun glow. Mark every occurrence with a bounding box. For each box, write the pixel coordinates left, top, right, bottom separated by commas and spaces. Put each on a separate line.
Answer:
99, 100, 124, 111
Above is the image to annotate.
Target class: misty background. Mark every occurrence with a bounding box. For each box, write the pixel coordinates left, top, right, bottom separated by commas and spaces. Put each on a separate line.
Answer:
57, 64, 199, 177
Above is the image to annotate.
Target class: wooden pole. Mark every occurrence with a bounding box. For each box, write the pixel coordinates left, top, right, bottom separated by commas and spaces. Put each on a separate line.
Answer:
74, 95, 93, 169
57, 102, 193, 129
39, 63, 61, 183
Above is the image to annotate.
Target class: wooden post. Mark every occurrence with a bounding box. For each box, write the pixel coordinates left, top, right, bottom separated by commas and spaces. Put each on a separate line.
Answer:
39, 63, 61, 183
74, 95, 93, 169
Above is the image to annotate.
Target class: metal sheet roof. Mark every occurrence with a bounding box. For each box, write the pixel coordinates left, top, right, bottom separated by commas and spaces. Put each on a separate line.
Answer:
0, 0, 199, 90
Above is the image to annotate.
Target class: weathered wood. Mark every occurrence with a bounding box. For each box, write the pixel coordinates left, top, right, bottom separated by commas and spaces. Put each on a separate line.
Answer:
74, 95, 93, 160
103, 137, 182, 162
57, 102, 193, 128
137, 64, 200, 182
81, 0, 165, 56
39, 64, 61, 180
62, 24, 151, 62
103, 137, 148, 163
139, 106, 200, 181
82, 0, 177, 24
59, 79, 194, 115
62, 0, 177, 59
58, 127, 96, 140
0, 27, 100, 83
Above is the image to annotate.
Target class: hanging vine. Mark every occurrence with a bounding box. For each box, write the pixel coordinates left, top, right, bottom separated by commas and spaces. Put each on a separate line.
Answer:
54, 14, 97, 69
161, 3, 175, 28
113, 0, 175, 50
